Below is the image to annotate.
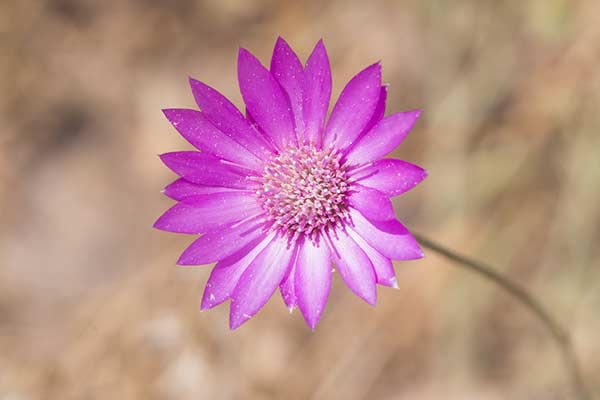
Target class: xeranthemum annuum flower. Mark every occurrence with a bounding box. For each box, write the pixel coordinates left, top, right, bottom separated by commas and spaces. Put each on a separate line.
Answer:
154, 37, 427, 330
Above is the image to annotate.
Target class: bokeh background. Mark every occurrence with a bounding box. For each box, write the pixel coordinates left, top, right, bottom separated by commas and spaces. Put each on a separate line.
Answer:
1, 0, 599, 399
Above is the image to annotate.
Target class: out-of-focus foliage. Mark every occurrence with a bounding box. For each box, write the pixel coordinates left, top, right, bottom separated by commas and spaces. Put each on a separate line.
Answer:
1, 0, 599, 398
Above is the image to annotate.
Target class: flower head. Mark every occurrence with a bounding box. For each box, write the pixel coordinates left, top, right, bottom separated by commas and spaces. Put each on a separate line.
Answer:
154, 38, 427, 330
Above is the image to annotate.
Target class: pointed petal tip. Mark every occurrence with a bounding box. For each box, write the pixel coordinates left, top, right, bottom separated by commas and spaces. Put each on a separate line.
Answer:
200, 292, 217, 312
416, 168, 429, 183
273, 36, 298, 58
406, 109, 423, 119
229, 322, 241, 330
175, 257, 195, 266
275, 36, 287, 46
229, 314, 248, 330
158, 153, 174, 167
403, 235, 425, 260
152, 218, 164, 230
237, 48, 252, 69
301, 313, 320, 331
363, 61, 382, 75
238, 47, 252, 60
188, 77, 211, 96
152, 212, 177, 231
366, 61, 382, 72
299, 307, 327, 333
199, 299, 210, 312
188, 76, 200, 86
365, 293, 377, 306
407, 241, 425, 259
309, 39, 328, 58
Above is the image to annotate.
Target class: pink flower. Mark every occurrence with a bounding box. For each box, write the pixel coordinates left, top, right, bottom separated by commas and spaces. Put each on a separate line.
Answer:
154, 38, 427, 330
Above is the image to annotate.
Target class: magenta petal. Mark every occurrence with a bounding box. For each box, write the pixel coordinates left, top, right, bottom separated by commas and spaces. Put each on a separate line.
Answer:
159, 151, 258, 190
350, 159, 427, 197
348, 184, 396, 221
163, 179, 237, 201
238, 48, 296, 149
162, 109, 263, 170
201, 232, 275, 310
346, 110, 421, 166
177, 218, 269, 266
347, 229, 397, 287
303, 40, 332, 148
270, 37, 305, 142
230, 236, 296, 329
295, 238, 332, 329
355, 86, 387, 143
153, 192, 263, 234
323, 63, 382, 152
189, 78, 275, 158
327, 229, 377, 305
279, 261, 297, 311
348, 208, 423, 261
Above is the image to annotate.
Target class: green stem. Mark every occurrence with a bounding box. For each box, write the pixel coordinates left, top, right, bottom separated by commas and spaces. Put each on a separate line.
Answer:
413, 233, 591, 400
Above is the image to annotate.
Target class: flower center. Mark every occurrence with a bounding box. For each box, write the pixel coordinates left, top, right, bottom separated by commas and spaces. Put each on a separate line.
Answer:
256, 145, 350, 238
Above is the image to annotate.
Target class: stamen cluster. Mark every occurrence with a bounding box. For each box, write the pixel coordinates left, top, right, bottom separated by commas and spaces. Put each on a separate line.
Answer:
256, 145, 350, 238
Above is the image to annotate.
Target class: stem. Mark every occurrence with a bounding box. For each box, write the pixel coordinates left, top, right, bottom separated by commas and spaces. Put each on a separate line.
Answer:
413, 233, 591, 400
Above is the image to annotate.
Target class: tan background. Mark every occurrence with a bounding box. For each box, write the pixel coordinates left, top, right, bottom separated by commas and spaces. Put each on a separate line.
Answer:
1, 0, 599, 399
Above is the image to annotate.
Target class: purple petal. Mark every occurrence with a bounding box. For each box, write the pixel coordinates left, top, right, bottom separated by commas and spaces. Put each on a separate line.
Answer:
323, 63, 382, 152
348, 208, 423, 261
230, 236, 296, 329
303, 40, 332, 148
347, 229, 397, 287
153, 192, 263, 234
162, 109, 263, 170
163, 178, 238, 201
327, 229, 377, 305
350, 159, 427, 197
279, 261, 297, 311
189, 78, 275, 158
295, 238, 332, 329
270, 37, 305, 142
159, 151, 258, 190
245, 107, 257, 127
201, 232, 275, 310
355, 86, 387, 143
177, 218, 270, 266
345, 110, 421, 166
348, 184, 396, 221
238, 48, 296, 149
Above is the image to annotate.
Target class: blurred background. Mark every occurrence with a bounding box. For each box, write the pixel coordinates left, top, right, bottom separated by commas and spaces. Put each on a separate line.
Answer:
1, 0, 599, 399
